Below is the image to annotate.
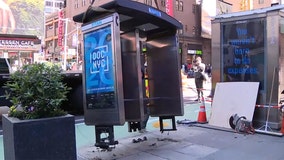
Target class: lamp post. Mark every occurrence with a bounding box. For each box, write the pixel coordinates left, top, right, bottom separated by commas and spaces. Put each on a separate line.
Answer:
57, 10, 79, 70
58, 17, 70, 71
63, 18, 68, 71
61, 18, 81, 71
76, 23, 79, 65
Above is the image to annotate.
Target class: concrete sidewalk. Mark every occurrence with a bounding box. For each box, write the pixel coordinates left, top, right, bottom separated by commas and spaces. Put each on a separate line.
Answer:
77, 123, 284, 160
77, 78, 284, 160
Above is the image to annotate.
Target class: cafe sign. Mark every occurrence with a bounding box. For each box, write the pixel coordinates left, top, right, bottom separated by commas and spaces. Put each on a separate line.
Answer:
0, 39, 35, 48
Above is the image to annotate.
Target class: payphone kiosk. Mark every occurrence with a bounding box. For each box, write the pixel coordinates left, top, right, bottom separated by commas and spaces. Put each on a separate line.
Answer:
81, 13, 124, 148
74, 0, 184, 148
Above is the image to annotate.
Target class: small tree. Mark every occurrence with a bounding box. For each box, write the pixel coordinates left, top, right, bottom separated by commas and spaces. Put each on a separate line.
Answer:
3, 63, 71, 119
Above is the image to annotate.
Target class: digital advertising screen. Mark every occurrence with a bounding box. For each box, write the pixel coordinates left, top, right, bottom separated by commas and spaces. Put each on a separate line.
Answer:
221, 18, 265, 90
81, 13, 125, 125
83, 23, 115, 109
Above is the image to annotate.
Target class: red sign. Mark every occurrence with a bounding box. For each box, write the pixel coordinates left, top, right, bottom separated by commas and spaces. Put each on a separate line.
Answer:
57, 10, 64, 47
165, 0, 173, 16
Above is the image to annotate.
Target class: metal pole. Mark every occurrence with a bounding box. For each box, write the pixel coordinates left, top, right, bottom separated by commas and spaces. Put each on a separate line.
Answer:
265, 67, 276, 131
76, 23, 79, 65
63, 18, 68, 71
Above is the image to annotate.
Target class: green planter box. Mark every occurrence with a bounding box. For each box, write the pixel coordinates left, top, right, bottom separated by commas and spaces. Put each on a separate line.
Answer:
2, 114, 77, 160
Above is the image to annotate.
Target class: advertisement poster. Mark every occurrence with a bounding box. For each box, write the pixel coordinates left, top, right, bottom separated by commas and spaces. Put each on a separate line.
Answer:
84, 24, 114, 95
1, 0, 44, 36
221, 18, 265, 90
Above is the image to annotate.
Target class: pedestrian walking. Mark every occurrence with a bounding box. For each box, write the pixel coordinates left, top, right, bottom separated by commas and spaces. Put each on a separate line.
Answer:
194, 57, 206, 102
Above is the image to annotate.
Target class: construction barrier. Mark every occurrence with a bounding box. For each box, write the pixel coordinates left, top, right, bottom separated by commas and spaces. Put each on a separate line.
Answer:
254, 104, 283, 136
253, 104, 281, 130
255, 105, 279, 108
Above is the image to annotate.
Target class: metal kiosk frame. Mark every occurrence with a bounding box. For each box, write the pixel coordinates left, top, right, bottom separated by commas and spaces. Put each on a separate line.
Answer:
74, 0, 184, 148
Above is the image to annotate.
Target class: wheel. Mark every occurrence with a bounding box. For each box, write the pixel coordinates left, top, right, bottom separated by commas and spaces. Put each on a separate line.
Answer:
229, 115, 236, 129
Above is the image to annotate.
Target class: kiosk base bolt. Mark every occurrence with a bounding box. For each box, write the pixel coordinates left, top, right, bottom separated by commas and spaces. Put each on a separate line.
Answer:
95, 140, 119, 150
132, 136, 147, 143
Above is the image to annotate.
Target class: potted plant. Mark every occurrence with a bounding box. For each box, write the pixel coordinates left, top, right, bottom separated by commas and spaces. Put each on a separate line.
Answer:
2, 63, 77, 160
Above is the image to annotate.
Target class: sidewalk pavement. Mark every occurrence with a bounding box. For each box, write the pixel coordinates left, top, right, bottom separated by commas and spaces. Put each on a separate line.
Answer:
77, 123, 284, 160
77, 78, 284, 160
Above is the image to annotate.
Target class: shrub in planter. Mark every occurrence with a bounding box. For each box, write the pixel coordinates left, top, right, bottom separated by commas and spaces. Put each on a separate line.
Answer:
2, 63, 77, 160
3, 63, 71, 119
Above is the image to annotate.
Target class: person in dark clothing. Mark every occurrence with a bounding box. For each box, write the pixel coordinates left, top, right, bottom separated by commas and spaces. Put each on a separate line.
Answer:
205, 64, 212, 77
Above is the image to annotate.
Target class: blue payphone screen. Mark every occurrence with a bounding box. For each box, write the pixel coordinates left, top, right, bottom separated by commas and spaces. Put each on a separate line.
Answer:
83, 24, 115, 109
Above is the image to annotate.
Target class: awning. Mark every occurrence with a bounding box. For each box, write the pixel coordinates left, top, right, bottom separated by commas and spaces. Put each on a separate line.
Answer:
73, 0, 182, 39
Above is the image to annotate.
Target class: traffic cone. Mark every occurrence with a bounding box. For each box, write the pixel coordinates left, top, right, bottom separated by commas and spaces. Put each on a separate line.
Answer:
197, 97, 207, 123
281, 120, 284, 134
280, 106, 284, 134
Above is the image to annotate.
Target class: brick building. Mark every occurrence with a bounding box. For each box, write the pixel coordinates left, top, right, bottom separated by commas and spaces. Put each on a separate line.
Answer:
44, 0, 280, 66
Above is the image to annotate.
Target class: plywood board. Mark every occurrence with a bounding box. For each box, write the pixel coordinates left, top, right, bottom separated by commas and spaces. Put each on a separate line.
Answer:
209, 82, 259, 129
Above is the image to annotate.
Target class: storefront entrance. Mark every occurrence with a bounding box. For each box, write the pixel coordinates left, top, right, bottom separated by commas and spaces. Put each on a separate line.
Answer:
0, 34, 41, 72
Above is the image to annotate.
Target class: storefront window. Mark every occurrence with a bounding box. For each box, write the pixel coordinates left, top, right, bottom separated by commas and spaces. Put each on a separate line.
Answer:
221, 18, 265, 90
8, 52, 32, 72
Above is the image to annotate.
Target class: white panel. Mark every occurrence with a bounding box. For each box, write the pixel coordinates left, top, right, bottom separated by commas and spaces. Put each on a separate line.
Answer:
209, 82, 259, 128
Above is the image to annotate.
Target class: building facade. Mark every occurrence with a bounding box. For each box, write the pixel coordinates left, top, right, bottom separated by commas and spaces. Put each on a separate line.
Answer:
44, 0, 65, 14
44, 0, 280, 68
225, 0, 283, 12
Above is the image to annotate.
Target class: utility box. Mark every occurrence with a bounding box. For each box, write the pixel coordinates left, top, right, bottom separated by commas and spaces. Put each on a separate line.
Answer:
73, 0, 183, 148
211, 5, 284, 130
